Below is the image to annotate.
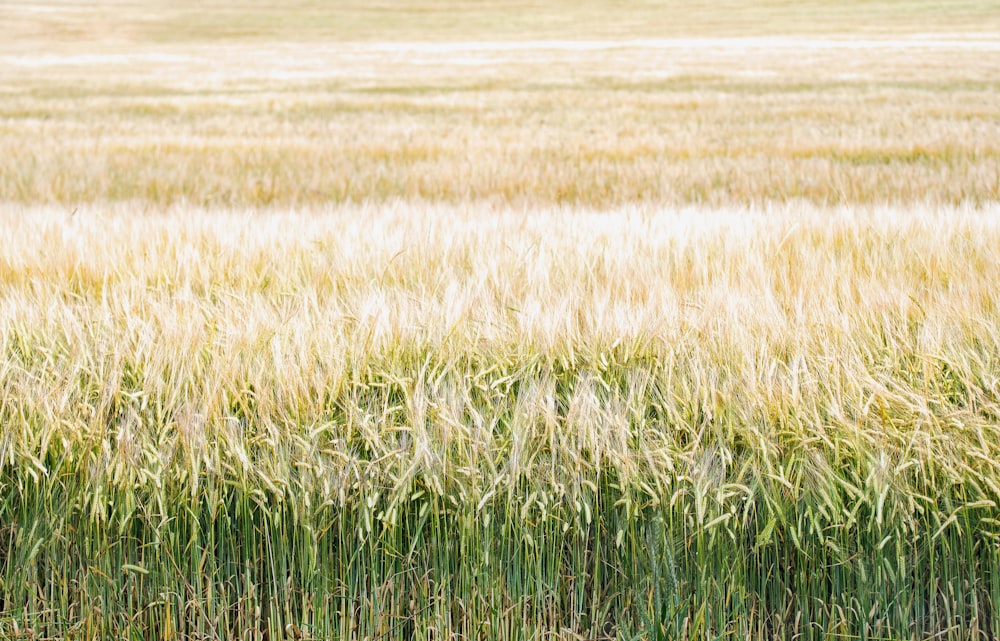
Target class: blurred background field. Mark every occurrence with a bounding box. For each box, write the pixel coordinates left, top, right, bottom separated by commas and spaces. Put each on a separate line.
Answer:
5, 0, 1000, 44
1, 1, 999, 208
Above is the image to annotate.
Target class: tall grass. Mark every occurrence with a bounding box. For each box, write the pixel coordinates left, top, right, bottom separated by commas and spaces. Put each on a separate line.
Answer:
1, 203, 998, 639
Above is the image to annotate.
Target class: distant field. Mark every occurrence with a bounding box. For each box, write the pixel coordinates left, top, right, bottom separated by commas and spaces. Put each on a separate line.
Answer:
4, 0, 1000, 44
2, 1, 1000, 210
3, 202, 1000, 639
2, 2, 1000, 640
1, 36, 998, 207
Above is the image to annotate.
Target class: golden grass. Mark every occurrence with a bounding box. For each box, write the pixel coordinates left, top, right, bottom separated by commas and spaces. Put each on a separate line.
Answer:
4, 201, 1000, 484
2, 37, 998, 207
5, 0, 1000, 45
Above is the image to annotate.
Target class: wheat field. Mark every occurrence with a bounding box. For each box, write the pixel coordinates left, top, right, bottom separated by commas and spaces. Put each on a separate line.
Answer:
2, 2, 1000, 640
2, 14, 999, 208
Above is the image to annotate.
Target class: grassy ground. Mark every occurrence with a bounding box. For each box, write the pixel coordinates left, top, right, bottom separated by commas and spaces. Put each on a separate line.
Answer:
2, 1, 1000, 639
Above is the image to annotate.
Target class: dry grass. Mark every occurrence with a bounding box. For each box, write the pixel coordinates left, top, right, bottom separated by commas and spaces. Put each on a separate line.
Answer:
2, 37, 999, 207
5, 0, 1000, 44
5, 202, 1000, 467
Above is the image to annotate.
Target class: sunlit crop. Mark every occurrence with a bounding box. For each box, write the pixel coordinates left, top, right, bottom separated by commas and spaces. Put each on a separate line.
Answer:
2, 2, 1000, 639
2, 204, 999, 638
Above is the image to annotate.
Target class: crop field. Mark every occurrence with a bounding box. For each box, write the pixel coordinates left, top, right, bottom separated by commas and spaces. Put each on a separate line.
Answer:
2, 2, 1000, 640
